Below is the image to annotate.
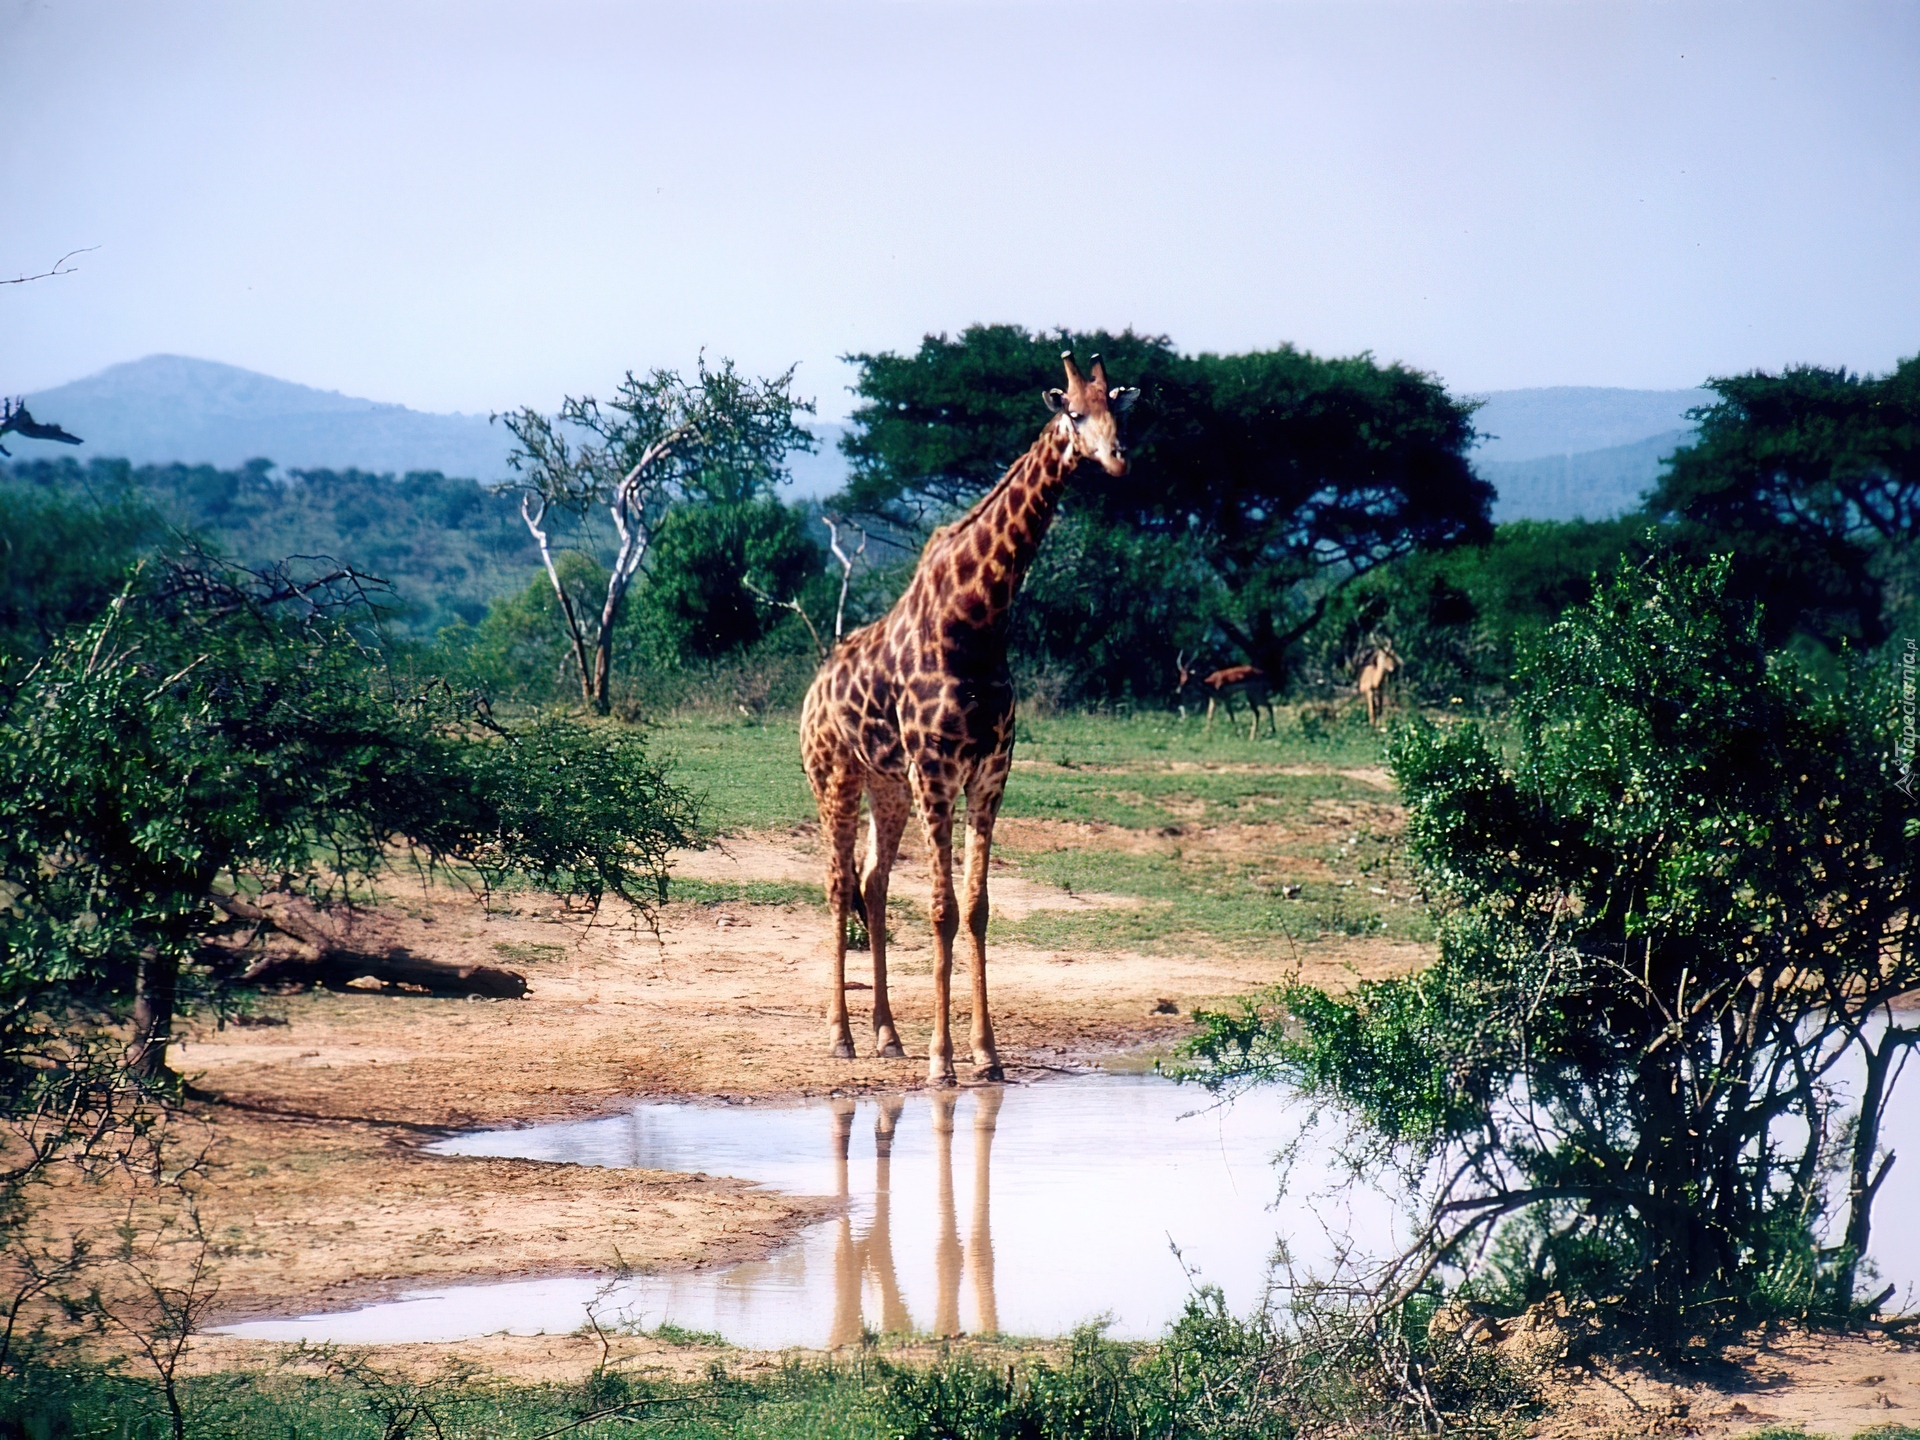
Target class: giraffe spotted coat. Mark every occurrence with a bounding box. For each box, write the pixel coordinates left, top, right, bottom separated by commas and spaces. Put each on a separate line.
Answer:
800, 353, 1137, 1083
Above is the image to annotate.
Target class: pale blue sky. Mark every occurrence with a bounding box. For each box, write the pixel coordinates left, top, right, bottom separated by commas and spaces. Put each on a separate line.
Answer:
3, 0, 1916, 420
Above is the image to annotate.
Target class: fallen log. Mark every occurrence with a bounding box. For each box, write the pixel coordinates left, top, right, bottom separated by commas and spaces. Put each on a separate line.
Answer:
248, 947, 527, 998
212, 891, 337, 964
210, 892, 527, 998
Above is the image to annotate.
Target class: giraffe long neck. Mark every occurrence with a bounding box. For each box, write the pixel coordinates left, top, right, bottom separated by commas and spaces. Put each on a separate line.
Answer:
922, 422, 1077, 637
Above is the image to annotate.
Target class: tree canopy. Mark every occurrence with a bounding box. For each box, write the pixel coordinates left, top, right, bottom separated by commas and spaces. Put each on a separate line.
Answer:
1648, 354, 1920, 651
840, 326, 1491, 681
499, 357, 815, 713
0, 549, 701, 1086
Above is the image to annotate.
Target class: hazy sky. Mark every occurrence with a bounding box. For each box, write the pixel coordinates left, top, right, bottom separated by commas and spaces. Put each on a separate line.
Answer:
4, 1, 1916, 420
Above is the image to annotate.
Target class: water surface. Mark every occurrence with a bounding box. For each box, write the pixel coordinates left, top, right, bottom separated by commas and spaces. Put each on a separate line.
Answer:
222, 1076, 1400, 1347
220, 1068, 1920, 1348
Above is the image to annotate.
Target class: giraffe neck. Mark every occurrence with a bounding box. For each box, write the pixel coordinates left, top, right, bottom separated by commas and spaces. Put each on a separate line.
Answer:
923, 421, 1077, 636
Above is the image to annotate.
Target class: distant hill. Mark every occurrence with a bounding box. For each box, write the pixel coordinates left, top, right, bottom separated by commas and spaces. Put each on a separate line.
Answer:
22, 355, 514, 479
17, 354, 856, 498
1468, 386, 1710, 464
15, 356, 1711, 525
1479, 429, 1692, 523
1467, 386, 1711, 522
0, 357, 856, 641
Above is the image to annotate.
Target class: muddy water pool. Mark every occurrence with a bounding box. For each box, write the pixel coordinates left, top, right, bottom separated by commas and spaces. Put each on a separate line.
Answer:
221, 1071, 1920, 1349
221, 1076, 1405, 1347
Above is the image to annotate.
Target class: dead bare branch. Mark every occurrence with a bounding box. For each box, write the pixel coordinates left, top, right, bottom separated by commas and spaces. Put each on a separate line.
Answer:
1, 247, 96, 286
822, 515, 867, 641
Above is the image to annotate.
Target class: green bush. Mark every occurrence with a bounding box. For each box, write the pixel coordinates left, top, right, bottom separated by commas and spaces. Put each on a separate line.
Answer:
1188, 552, 1920, 1353
0, 553, 700, 1088
633, 495, 824, 663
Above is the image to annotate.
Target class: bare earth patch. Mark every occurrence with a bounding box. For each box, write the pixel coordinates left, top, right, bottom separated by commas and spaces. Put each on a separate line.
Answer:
17, 829, 1912, 1423
1539, 1329, 1920, 1438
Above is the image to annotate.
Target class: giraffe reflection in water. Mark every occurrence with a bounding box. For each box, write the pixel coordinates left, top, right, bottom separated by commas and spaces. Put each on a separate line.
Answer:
827, 1087, 1003, 1344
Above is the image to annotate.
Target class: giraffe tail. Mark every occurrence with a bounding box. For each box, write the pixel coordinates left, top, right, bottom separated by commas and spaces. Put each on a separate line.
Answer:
848, 888, 869, 926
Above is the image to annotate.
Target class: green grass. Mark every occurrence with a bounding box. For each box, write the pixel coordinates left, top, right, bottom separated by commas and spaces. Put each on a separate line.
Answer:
1, 1359, 880, 1440
668, 877, 825, 910
995, 844, 1433, 955
650, 1320, 733, 1348
654, 714, 814, 832
1002, 760, 1367, 829
1013, 707, 1390, 772
653, 707, 1393, 837
654, 707, 1425, 955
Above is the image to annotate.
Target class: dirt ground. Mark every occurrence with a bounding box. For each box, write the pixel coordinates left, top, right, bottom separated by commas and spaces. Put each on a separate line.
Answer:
1535, 1330, 1920, 1438
20, 824, 1918, 1435
24, 825, 1413, 1348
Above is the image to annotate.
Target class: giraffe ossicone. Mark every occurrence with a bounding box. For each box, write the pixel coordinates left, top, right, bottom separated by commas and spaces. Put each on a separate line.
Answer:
800, 351, 1138, 1084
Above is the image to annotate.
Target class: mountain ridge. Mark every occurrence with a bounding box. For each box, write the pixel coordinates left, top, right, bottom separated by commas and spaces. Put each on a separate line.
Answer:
18, 354, 1710, 520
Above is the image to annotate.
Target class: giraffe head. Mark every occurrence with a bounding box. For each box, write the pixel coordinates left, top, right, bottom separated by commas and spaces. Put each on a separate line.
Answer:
1043, 351, 1138, 476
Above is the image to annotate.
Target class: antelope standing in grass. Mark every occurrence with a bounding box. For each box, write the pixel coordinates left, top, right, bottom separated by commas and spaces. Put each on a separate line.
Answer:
1175, 652, 1277, 741
1356, 639, 1400, 727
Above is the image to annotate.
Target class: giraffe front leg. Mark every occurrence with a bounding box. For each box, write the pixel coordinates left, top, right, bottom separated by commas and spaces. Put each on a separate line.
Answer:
915, 777, 961, 1086
961, 781, 1004, 1080
820, 769, 863, 1061
862, 777, 911, 1059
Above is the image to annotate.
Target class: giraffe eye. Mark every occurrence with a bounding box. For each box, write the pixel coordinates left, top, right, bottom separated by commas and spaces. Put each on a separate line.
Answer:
1069, 411, 1086, 423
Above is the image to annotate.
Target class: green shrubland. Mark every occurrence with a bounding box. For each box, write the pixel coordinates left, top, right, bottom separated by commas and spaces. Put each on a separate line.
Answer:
1186, 553, 1919, 1354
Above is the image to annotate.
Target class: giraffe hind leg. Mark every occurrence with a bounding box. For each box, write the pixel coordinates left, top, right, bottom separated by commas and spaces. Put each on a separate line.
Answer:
961, 771, 1005, 1081
862, 775, 911, 1059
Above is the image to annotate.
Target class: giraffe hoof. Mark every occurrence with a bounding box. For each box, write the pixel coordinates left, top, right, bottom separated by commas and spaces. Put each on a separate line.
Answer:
974, 1063, 1005, 1083
830, 1039, 856, 1061
875, 1039, 905, 1059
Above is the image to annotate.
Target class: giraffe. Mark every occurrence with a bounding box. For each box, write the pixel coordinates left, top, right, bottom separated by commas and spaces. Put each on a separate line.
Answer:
800, 352, 1138, 1083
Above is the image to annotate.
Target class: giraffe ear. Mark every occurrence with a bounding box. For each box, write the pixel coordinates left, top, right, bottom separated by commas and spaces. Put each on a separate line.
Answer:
1042, 388, 1069, 413
1108, 386, 1140, 413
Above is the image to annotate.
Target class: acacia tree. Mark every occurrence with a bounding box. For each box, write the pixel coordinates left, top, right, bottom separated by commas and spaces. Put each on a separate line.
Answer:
498, 356, 814, 713
840, 326, 1490, 690
1188, 555, 1919, 1350
0, 553, 700, 1087
1648, 355, 1920, 651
